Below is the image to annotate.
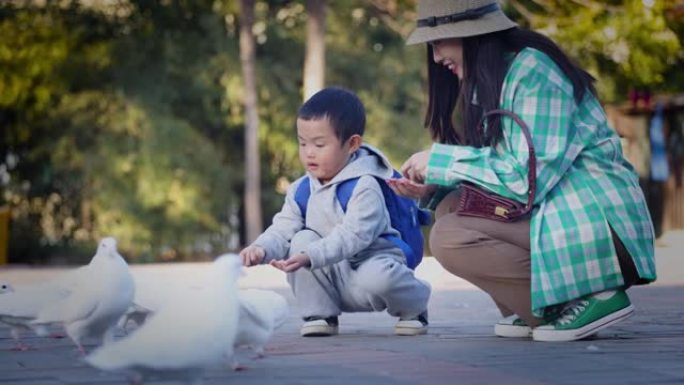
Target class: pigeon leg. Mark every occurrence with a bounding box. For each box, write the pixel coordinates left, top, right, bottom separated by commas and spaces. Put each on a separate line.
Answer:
75, 343, 87, 356
10, 342, 33, 351
251, 346, 265, 359
229, 355, 248, 371
9, 328, 33, 351
127, 373, 144, 385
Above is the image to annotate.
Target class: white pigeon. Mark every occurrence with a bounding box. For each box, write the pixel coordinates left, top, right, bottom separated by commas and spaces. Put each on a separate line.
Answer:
31, 237, 135, 353
85, 253, 242, 385
233, 289, 289, 366
119, 279, 289, 368
0, 268, 86, 351
0, 282, 53, 350
117, 274, 205, 333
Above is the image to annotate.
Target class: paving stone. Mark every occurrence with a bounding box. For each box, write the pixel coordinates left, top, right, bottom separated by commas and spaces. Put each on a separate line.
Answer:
0, 257, 683, 384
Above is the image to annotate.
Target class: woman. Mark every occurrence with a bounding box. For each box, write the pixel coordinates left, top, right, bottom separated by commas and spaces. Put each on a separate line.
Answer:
389, 0, 656, 341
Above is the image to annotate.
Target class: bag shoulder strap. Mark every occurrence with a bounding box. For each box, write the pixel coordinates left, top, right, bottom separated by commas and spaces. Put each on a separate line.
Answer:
479, 109, 536, 217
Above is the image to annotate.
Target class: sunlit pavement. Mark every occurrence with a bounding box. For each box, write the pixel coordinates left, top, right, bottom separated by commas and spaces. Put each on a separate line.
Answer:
1, 235, 683, 385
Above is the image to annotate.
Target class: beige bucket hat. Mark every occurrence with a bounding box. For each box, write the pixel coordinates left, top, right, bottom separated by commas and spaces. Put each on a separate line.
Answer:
406, 0, 517, 45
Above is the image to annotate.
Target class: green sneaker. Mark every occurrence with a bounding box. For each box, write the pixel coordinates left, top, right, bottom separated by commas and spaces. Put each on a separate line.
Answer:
495, 315, 532, 338
532, 290, 634, 342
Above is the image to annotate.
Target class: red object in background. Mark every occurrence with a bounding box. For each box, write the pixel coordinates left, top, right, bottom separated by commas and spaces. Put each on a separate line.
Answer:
641, 89, 652, 108
629, 88, 652, 109
629, 88, 639, 108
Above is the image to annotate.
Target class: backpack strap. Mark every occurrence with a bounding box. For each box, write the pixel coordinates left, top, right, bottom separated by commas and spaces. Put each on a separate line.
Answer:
294, 176, 359, 220
294, 177, 311, 220
334, 178, 359, 212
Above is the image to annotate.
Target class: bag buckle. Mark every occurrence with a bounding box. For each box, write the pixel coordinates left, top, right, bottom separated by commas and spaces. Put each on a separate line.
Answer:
495, 206, 509, 217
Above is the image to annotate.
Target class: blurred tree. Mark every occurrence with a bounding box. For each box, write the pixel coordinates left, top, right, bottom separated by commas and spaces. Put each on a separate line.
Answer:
1, 1, 242, 262
663, 2, 684, 93
507, 0, 682, 101
239, 0, 263, 244
303, 0, 326, 100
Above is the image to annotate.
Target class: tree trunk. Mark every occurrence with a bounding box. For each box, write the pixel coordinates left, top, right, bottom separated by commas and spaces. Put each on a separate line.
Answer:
303, 0, 326, 101
239, 0, 262, 244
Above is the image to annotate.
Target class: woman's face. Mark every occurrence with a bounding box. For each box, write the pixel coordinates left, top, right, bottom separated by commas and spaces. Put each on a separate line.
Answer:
430, 38, 463, 79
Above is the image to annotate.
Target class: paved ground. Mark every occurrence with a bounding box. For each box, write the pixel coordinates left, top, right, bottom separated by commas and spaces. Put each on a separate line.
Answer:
1, 239, 683, 385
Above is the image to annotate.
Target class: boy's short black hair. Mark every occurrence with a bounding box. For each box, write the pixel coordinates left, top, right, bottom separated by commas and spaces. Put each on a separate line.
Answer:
297, 87, 366, 144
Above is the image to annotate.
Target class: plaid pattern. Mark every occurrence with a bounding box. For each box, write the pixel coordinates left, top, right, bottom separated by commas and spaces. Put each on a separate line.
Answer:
426, 48, 656, 316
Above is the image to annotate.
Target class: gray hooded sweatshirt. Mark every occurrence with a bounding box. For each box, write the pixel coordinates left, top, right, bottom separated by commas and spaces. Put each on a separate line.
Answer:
253, 144, 405, 269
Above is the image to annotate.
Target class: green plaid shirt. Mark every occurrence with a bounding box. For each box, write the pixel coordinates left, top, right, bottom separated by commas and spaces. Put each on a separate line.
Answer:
426, 48, 656, 315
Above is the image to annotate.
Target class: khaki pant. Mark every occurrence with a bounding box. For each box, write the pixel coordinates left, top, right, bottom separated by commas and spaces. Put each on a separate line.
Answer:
429, 191, 545, 327
430, 191, 638, 328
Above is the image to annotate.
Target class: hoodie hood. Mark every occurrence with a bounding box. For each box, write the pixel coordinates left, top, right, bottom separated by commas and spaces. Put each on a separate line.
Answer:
307, 143, 395, 189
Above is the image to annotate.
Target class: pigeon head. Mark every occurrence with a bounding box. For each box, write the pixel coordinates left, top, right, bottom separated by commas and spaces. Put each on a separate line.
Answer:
0, 282, 14, 294
95, 237, 119, 259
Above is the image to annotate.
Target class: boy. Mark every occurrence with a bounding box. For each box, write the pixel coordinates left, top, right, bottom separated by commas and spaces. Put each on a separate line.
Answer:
240, 87, 431, 337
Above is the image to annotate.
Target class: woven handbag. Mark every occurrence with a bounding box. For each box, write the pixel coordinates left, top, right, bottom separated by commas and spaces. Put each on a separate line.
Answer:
456, 109, 536, 222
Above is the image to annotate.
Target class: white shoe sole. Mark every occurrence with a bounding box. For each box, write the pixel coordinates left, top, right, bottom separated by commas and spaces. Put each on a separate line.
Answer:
395, 319, 428, 336
300, 324, 338, 337
494, 324, 532, 338
394, 325, 428, 336
532, 304, 634, 342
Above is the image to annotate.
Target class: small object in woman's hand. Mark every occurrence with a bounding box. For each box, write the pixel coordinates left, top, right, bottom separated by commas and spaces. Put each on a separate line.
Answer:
388, 177, 419, 187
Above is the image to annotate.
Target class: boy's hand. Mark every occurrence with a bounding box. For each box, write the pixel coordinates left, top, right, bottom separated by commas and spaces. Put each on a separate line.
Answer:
239, 245, 266, 267
269, 252, 311, 273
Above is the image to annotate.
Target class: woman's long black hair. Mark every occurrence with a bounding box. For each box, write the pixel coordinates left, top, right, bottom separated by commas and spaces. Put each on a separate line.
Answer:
424, 28, 596, 147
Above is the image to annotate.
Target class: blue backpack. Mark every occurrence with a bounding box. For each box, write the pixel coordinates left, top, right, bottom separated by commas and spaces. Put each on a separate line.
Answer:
294, 171, 432, 269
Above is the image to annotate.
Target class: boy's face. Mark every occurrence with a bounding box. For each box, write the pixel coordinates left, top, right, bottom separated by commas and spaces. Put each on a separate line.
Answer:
297, 117, 361, 185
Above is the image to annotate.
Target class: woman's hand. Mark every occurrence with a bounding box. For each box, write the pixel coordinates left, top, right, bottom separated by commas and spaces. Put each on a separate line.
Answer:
400, 150, 430, 183
387, 177, 437, 200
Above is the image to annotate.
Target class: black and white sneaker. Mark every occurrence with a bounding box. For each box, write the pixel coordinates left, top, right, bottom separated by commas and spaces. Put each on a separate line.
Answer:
395, 311, 428, 336
300, 316, 339, 337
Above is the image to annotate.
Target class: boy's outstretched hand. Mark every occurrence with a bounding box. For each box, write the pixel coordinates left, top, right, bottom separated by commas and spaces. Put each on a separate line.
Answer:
270, 252, 311, 273
240, 245, 266, 266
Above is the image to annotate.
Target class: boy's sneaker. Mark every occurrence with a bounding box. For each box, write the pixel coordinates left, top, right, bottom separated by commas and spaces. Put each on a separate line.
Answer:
300, 316, 339, 337
533, 290, 634, 342
395, 311, 428, 336
495, 315, 532, 338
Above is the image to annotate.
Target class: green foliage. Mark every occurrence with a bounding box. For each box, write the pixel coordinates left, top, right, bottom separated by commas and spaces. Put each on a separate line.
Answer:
48, 91, 237, 261
508, 0, 682, 102
1, 1, 243, 262
326, 1, 430, 166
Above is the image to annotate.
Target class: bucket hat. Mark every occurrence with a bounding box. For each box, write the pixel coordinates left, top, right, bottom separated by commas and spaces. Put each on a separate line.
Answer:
407, 0, 517, 45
